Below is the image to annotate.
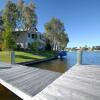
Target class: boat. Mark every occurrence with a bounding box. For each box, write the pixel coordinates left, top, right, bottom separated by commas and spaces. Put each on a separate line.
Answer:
57, 51, 67, 59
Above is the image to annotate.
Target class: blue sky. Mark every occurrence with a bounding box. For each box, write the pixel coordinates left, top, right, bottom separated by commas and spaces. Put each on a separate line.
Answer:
0, 0, 100, 47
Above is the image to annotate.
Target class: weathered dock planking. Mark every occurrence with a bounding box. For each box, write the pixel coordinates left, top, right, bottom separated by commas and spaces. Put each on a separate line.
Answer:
32, 65, 100, 100
0, 63, 100, 100
0, 63, 61, 100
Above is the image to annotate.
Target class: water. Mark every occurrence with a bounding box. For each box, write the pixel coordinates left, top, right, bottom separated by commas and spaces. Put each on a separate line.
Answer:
0, 84, 22, 100
67, 51, 100, 66
0, 51, 100, 99
31, 51, 100, 73
31, 58, 70, 73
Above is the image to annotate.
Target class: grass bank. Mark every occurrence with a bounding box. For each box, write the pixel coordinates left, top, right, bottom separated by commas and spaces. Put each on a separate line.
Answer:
0, 51, 56, 63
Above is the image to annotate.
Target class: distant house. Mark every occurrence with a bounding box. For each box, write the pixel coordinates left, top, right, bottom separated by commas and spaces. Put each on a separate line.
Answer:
95, 46, 100, 50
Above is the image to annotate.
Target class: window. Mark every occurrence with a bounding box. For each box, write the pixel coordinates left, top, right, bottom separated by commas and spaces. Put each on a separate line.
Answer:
28, 43, 31, 48
39, 35, 41, 39
28, 33, 30, 38
32, 34, 37, 39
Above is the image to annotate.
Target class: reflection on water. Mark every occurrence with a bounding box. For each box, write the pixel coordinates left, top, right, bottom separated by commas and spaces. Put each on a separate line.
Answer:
31, 51, 100, 73
0, 84, 22, 100
31, 58, 70, 73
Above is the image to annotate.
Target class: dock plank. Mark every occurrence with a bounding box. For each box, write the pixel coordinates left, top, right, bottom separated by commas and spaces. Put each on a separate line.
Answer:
0, 63, 100, 100
32, 65, 100, 100
0, 63, 61, 99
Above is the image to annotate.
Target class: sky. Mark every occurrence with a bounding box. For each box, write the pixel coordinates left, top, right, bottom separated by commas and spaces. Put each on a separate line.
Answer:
0, 0, 100, 47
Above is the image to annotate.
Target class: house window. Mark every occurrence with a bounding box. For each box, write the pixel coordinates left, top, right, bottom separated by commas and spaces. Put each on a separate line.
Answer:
28, 43, 31, 48
28, 33, 30, 38
32, 34, 37, 39
40, 35, 43, 39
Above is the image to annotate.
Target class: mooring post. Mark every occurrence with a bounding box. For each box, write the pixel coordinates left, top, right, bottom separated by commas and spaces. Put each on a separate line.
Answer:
0, 52, 1, 62
11, 51, 15, 64
76, 50, 83, 65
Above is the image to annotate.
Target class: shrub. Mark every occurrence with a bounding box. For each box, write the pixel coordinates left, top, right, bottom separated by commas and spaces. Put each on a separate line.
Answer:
29, 41, 43, 52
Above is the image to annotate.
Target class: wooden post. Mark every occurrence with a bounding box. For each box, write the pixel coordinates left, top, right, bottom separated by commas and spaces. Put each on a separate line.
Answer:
76, 50, 83, 65
11, 51, 15, 64
0, 52, 1, 62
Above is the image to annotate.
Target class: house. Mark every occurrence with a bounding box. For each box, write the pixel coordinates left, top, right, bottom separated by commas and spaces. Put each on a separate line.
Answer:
95, 46, 100, 50
0, 12, 45, 50
15, 27, 45, 49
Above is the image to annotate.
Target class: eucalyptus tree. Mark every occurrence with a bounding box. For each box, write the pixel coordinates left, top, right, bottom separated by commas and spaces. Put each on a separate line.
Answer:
23, 1, 37, 30
17, 0, 25, 30
44, 17, 69, 50
58, 32, 69, 50
17, 0, 37, 30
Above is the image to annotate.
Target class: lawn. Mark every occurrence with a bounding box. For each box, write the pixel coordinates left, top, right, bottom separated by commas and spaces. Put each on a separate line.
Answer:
0, 51, 46, 63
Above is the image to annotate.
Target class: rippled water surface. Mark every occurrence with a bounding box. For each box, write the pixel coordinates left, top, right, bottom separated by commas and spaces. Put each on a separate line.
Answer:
32, 51, 100, 73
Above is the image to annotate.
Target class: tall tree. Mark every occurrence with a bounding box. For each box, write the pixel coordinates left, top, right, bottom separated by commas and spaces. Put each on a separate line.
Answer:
23, 1, 37, 30
0, 11, 4, 43
17, 0, 24, 30
3, 22, 16, 50
3, 1, 18, 50
44, 17, 69, 50
3, 1, 18, 29
17, 0, 37, 30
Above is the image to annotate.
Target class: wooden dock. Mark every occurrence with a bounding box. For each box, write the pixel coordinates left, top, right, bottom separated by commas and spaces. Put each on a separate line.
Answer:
0, 63, 100, 100
0, 63, 61, 100
33, 65, 100, 100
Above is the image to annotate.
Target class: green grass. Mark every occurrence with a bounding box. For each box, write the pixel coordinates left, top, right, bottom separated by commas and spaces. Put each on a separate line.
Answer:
38, 51, 57, 57
0, 51, 46, 63
0, 51, 11, 63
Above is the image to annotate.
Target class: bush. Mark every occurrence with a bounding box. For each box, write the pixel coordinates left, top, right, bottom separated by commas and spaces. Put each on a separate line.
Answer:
0, 43, 2, 51
45, 39, 52, 51
29, 41, 43, 52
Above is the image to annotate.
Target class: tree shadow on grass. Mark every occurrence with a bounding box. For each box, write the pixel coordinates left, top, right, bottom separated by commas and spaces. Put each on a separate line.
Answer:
16, 55, 39, 60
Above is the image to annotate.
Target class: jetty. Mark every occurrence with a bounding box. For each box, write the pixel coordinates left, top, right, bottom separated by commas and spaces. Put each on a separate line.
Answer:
0, 63, 100, 100
0, 62, 61, 100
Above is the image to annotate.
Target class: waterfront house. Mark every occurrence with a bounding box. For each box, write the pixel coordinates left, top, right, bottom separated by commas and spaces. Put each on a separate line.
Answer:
15, 28, 45, 49
0, 13, 45, 50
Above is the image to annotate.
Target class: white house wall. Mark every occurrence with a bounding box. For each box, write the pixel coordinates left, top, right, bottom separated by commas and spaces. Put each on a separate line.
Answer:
16, 32, 28, 48
16, 31, 45, 49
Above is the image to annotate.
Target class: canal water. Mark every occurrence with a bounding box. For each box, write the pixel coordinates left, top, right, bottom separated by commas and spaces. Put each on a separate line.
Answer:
0, 51, 100, 100
0, 84, 22, 100
31, 51, 100, 73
